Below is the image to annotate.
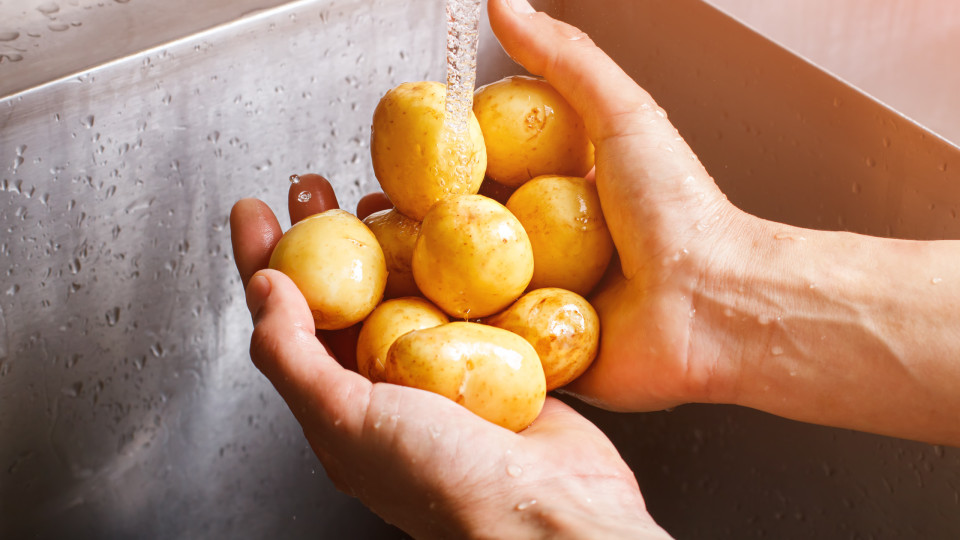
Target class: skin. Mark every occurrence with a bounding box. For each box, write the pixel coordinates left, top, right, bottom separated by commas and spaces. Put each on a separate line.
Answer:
230, 0, 960, 537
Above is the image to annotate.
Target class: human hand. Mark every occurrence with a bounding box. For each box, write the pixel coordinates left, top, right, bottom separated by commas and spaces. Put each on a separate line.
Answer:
489, 0, 752, 412
229, 176, 671, 538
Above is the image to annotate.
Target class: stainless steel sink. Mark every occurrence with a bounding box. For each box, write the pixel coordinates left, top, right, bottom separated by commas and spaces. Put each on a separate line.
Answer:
2, 0, 958, 538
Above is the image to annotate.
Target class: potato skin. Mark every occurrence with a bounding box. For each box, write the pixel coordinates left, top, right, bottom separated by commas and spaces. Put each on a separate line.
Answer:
473, 75, 594, 187
371, 81, 487, 220
356, 297, 448, 383
385, 322, 546, 432
268, 209, 387, 330
506, 175, 614, 296
362, 208, 422, 299
413, 194, 534, 319
486, 288, 599, 391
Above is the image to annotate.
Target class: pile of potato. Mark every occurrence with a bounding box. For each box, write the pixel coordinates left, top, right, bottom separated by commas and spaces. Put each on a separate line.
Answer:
269, 76, 612, 432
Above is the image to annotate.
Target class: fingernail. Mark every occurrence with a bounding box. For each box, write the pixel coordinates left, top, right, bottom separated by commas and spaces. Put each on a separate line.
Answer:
246, 273, 271, 321
507, 0, 536, 15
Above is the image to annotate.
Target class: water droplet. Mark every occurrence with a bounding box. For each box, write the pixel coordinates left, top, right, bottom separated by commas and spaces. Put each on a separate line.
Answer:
851, 182, 862, 194
506, 464, 522, 477
36, 2, 61, 16
0, 31, 20, 42
833, 97, 842, 108
82, 115, 95, 128
931, 277, 943, 285
297, 191, 312, 203
48, 22, 70, 32
62, 381, 84, 397
150, 342, 164, 357
289, 174, 301, 184
0, 304, 7, 360
939, 163, 948, 172
882, 137, 891, 148
773, 232, 806, 241
105, 307, 120, 326
771, 346, 784, 356
865, 157, 876, 168
515, 499, 537, 511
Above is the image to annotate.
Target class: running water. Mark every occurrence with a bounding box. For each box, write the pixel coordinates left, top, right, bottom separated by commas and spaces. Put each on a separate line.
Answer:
442, 0, 483, 182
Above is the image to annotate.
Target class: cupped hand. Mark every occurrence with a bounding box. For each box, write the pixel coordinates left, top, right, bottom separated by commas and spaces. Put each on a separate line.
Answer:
229, 176, 669, 538
489, 0, 754, 412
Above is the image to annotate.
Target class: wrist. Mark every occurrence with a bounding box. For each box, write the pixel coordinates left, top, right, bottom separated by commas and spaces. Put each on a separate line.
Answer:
455, 477, 670, 540
687, 207, 780, 406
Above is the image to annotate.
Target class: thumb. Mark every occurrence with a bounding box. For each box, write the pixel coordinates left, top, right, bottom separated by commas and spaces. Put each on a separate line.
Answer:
246, 269, 371, 436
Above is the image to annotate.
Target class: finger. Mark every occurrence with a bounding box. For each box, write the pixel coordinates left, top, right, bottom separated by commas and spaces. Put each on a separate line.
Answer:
247, 269, 371, 433
356, 192, 392, 220
230, 198, 282, 287
289, 173, 339, 225
489, 0, 666, 145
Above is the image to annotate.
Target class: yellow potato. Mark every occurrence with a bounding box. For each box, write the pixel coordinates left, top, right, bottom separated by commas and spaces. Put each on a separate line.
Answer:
362, 208, 421, 299
413, 194, 533, 318
371, 81, 487, 220
385, 322, 545, 432
268, 209, 386, 330
356, 297, 448, 383
486, 288, 599, 391
506, 175, 614, 296
473, 75, 594, 187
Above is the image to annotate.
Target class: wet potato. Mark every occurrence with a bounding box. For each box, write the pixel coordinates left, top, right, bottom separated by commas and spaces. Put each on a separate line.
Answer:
486, 288, 599, 391
363, 208, 422, 299
385, 322, 546, 432
507, 175, 614, 297
473, 75, 594, 188
268, 209, 387, 330
371, 81, 487, 220
356, 297, 449, 383
412, 194, 534, 319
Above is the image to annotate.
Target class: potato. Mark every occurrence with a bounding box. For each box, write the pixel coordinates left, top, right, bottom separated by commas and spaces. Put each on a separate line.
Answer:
371, 81, 487, 220
356, 297, 448, 383
362, 208, 421, 299
506, 175, 614, 296
385, 322, 545, 432
413, 194, 534, 318
268, 209, 386, 330
473, 75, 594, 187
486, 288, 599, 391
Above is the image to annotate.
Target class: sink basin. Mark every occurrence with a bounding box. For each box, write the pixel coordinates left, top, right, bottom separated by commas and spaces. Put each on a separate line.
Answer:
1, 0, 958, 537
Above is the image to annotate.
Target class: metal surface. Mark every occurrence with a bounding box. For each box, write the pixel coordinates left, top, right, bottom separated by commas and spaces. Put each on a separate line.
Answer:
0, 0, 293, 98
1, 0, 443, 537
707, 0, 960, 145
1, 0, 959, 538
